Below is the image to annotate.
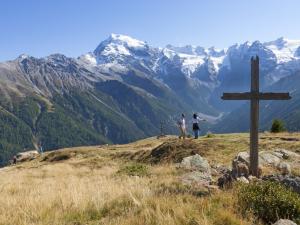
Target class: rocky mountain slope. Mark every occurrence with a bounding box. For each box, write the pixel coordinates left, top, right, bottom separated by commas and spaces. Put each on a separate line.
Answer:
1, 34, 300, 165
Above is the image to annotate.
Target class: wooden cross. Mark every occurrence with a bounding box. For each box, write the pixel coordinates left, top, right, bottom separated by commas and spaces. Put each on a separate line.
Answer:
157, 120, 166, 139
221, 56, 291, 177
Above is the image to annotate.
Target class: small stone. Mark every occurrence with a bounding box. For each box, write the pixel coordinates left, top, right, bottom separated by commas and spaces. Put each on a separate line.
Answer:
237, 176, 249, 184
273, 219, 297, 225
248, 175, 259, 182
277, 162, 291, 175
275, 149, 300, 159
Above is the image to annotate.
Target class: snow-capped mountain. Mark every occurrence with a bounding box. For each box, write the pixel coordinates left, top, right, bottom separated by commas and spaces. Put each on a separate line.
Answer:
78, 34, 300, 89
0, 33, 300, 166
2, 33, 300, 109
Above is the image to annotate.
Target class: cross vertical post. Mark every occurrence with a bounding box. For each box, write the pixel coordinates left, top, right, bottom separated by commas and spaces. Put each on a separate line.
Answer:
250, 56, 259, 176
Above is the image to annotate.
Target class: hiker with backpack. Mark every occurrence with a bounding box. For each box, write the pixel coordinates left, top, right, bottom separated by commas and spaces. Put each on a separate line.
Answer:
192, 113, 206, 139
178, 113, 186, 139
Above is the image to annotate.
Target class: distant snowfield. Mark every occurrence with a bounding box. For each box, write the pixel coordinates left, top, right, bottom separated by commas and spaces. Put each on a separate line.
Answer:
264, 37, 300, 63
77, 34, 300, 88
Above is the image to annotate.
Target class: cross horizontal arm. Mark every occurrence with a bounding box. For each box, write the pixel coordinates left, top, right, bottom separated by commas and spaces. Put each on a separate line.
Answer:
222, 92, 291, 100
259, 93, 291, 100
222, 92, 252, 100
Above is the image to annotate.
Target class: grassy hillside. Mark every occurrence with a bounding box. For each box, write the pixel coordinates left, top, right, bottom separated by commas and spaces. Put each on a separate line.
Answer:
1, 133, 300, 225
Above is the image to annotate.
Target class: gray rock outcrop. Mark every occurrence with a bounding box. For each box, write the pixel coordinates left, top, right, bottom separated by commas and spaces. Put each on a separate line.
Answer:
180, 154, 211, 173
232, 149, 300, 168
180, 154, 212, 186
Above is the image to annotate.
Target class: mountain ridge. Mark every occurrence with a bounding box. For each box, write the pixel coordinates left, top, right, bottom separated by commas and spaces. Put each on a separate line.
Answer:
0, 34, 300, 166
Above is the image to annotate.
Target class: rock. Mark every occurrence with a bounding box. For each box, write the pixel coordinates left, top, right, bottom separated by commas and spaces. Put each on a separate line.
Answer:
272, 151, 284, 159
248, 175, 260, 182
217, 170, 234, 188
180, 154, 211, 174
181, 171, 212, 186
259, 151, 281, 166
180, 155, 213, 187
274, 149, 300, 159
237, 176, 249, 184
277, 162, 292, 175
16, 150, 39, 162
232, 150, 293, 169
263, 175, 300, 194
233, 162, 249, 178
235, 151, 250, 166
212, 164, 231, 175
273, 219, 297, 225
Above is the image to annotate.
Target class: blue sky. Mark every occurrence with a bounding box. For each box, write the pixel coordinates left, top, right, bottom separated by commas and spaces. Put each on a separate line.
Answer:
1, 0, 300, 61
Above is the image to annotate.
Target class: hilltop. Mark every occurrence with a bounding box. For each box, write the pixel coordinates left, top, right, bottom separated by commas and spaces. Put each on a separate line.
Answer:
1, 133, 300, 225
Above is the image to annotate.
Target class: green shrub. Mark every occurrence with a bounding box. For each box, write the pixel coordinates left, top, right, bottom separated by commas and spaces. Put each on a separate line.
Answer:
237, 181, 300, 223
117, 163, 149, 177
271, 119, 286, 133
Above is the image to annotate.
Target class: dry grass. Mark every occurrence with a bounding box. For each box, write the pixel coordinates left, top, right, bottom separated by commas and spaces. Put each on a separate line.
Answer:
1, 132, 299, 225
0, 163, 254, 225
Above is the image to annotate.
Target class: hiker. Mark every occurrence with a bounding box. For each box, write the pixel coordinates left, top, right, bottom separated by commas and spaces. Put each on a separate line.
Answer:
13, 155, 17, 164
192, 113, 205, 139
178, 113, 186, 139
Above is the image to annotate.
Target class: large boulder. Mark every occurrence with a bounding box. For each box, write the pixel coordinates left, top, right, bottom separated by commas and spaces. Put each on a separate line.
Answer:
180, 154, 211, 174
180, 154, 212, 187
260, 151, 281, 166
232, 149, 297, 169
273, 219, 297, 225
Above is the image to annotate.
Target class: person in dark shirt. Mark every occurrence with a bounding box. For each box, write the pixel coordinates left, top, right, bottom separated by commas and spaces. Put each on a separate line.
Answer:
192, 113, 205, 139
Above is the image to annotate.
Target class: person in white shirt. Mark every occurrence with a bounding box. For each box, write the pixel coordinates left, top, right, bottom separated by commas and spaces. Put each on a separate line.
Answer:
178, 113, 186, 139
192, 113, 205, 139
